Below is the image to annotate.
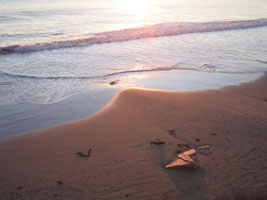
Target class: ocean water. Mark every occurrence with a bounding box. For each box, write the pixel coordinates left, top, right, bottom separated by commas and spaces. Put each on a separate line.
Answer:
0, 0, 267, 137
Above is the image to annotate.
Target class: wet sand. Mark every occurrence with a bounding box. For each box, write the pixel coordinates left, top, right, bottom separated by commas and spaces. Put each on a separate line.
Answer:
0, 73, 267, 200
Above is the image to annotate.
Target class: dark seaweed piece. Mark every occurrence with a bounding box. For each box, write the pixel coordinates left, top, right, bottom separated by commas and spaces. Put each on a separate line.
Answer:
76, 148, 92, 157
109, 80, 119, 85
57, 181, 63, 186
151, 139, 165, 145
177, 143, 190, 148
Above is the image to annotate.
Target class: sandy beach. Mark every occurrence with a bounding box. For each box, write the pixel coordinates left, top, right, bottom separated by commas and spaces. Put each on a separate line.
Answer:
0, 73, 267, 200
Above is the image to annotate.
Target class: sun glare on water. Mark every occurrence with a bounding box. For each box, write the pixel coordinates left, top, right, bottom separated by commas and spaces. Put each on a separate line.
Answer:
119, 0, 152, 11
115, 0, 159, 26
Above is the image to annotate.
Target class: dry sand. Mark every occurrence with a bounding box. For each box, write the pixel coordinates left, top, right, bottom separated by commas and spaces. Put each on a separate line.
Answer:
0, 73, 267, 200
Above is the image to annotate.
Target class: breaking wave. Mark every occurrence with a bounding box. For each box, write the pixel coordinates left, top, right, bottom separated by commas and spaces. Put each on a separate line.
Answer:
1, 18, 267, 54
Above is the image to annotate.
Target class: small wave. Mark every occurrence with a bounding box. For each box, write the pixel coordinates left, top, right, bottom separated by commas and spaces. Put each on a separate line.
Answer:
1, 65, 265, 82
0, 15, 12, 22
0, 81, 13, 86
0, 32, 57, 38
1, 18, 267, 54
0, 70, 95, 80
255, 59, 267, 64
104, 66, 197, 77
199, 64, 216, 72
0, 67, 192, 80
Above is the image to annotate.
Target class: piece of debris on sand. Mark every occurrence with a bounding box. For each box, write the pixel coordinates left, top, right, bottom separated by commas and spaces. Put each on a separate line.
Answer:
198, 145, 211, 150
198, 145, 212, 154
177, 153, 194, 163
165, 158, 193, 169
168, 129, 176, 137
150, 139, 165, 145
165, 149, 197, 169
177, 143, 190, 148
76, 149, 92, 160
57, 181, 63, 186
180, 149, 197, 160
109, 80, 119, 85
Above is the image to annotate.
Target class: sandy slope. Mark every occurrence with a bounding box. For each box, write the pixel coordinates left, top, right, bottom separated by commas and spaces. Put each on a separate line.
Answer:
0, 73, 267, 200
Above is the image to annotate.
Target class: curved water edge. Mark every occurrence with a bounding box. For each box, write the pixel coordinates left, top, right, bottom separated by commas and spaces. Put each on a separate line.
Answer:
1, 18, 267, 54
0, 71, 265, 139
0, 64, 266, 82
0, 68, 264, 106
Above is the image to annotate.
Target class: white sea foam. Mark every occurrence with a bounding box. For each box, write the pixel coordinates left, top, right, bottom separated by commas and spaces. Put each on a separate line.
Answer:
1, 19, 267, 54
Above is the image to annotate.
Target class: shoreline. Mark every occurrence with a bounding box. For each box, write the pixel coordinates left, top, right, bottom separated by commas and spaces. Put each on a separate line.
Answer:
0, 72, 266, 200
0, 86, 119, 139
0, 70, 263, 139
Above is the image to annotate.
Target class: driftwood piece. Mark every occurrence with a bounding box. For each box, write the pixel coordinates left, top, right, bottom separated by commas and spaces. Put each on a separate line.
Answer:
165, 149, 198, 169
198, 145, 212, 154
165, 158, 194, 169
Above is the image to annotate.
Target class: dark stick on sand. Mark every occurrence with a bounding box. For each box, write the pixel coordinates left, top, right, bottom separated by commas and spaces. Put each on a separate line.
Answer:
150, 139, 165, 145
76, 149, 92, 157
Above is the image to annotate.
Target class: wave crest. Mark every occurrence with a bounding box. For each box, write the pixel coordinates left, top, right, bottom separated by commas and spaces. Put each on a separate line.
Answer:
1, 19, 267, 54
